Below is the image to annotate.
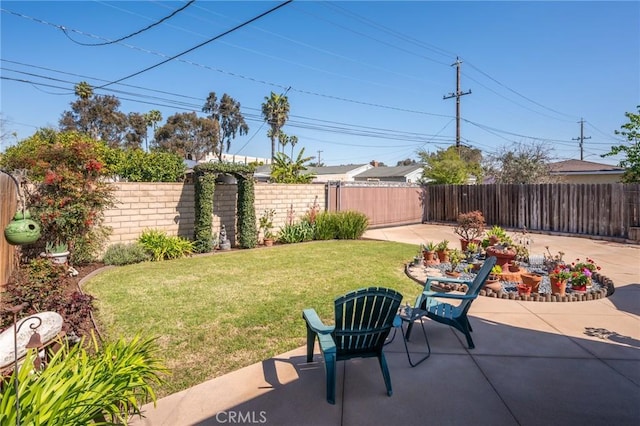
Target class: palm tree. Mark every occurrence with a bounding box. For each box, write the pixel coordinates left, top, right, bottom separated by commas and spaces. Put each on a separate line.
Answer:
144, 110, 163, 151
74, 81, 93, 100
261, 92, 290, 161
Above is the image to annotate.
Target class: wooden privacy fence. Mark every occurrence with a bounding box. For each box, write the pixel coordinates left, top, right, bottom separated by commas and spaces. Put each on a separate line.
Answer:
422, 183, 640, 240
328, 182, 424, 227
0, 173, 18, 286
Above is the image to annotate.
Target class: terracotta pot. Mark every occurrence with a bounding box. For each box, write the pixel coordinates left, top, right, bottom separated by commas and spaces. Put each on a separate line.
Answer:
459, 239, 481, 251
436, 250, 449, 263
423, 250, 436, 262
484, 279, 502, 293
571, 285, 587, 292
485, 247, 516, 268
445, 270, 461, 278
508, 263, 521, 273
550, 277, 567, 296
521, 272, 542, 293
517, 284, 532, 296
264, 238, 274, 247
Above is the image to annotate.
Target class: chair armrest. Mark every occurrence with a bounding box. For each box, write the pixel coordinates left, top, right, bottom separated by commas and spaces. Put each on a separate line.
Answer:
422, 291, 477, 301
302, 309, 334, 335
303, 308, 336, 354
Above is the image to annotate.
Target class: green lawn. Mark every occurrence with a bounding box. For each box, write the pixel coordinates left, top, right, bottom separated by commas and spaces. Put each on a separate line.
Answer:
84, 239, 421, 397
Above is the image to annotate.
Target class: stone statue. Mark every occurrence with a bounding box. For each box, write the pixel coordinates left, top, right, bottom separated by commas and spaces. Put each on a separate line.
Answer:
219, 224, 231, 250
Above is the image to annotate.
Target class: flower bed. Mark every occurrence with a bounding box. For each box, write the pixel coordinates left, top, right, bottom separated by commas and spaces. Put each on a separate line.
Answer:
405, 260, 615, 303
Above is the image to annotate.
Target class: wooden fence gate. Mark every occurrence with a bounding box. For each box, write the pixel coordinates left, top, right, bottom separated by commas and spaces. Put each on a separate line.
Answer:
327, 182, 424, 228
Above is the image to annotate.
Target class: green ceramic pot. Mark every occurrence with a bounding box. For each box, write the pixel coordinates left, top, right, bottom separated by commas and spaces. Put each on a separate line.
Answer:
4, 210, 41, 245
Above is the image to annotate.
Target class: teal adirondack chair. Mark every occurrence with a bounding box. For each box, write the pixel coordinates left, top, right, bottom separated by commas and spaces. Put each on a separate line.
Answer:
407, 256, 497, 349
302, 287, 403, 404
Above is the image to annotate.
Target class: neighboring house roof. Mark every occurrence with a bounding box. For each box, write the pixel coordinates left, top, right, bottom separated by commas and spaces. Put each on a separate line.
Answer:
306, 164, 370, 175
354, 165, 423, 179
549, 160, 624, 175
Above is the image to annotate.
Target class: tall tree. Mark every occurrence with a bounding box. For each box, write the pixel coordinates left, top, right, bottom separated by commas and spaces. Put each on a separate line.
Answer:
144, 109, 163, 151
487, 141, 557, 184
602, 106, 640, 183
261, 92, 290, 161
124, 112, 148, 149
60, 82, 128, 147
418, 145, 482, 184
153, 112, 218, 161
202, 92, 249, 161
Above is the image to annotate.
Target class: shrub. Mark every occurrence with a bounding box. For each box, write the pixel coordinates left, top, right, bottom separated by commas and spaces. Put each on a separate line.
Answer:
0, 334, 166, 425
102, 242, 151, 266
277, 221, 315, 244
311, 211, 368, 240
105, 148, 186, 182
334, 211, 369, 239
138, 229, 194, 261
313, 211, 339, 240
0, 129, 116, 262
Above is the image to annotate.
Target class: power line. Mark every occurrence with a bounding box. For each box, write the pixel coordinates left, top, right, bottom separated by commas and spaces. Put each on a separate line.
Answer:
95, 0, 293, 89
62, 0, 196, 46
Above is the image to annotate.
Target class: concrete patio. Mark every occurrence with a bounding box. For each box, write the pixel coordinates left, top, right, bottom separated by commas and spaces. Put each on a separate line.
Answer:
130, 224, 640, 426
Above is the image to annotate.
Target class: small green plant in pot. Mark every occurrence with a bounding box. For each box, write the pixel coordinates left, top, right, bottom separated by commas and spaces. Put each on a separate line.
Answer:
259, 209, 276, 245
41, 241, 70, 264
446, 248, 464, 276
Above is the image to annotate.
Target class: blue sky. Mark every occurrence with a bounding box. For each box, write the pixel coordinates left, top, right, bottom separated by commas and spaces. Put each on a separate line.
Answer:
1, 1, 638, 167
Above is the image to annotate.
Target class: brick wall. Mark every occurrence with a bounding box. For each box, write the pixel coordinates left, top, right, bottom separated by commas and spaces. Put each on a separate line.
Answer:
105, 182, 195, 245
104, 182, 327, 247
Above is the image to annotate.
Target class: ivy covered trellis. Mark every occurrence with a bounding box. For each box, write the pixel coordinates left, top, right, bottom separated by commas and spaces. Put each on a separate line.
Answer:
193, 163, 257, 252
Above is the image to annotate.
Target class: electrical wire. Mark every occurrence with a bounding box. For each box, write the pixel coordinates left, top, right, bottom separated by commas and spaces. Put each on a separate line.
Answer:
62, 0, 195, 46
94, 0, 293, 89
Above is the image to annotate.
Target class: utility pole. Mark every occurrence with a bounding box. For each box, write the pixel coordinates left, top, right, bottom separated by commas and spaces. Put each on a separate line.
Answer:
317, 150, 323, 166
443, 57, 471, 154
572, 118, 591, 160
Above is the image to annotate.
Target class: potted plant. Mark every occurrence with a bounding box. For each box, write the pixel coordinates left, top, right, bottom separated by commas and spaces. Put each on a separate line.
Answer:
41, 241, 70, 264
435, 240, 449, 263
445, 248, 464, 277
485, 243, 517, 268
422, 241, 438, 264
570, 258, 600, 291
453, 210, 485, 251
520, 271, 543, 293
259, 209, 276, 246
549, 266, 572, 296
484, 264, 502, 292
485, 225, 510, 246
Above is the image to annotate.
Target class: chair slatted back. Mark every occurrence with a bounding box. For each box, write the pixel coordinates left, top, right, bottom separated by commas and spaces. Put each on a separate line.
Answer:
333, 287, 403, 358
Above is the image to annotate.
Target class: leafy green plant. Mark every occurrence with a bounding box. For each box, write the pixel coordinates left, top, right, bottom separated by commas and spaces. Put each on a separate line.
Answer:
313, 211, 339, 240
448, 248, 464, 271
334, 211, 368, 239
0, 130, 116, 263
436, 240, 449, 252
259, 209, 276, 240
277, 221, 315, 244
138, 229, 194, 261
105, 148, 186, 182
0, 334, 166, 425
45, 241, 68, 254
102, 242, 151, 265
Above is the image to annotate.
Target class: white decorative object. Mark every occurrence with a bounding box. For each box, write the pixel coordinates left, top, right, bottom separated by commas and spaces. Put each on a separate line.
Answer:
0, 311, 63, 369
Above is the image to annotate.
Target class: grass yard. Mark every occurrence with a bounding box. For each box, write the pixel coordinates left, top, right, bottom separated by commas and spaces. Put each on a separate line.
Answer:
84, 239, 421, 397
